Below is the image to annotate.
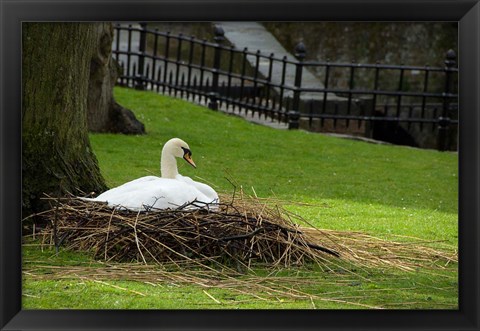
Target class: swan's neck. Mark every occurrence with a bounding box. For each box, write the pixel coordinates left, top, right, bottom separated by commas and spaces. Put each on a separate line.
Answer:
161, 150, 179, 179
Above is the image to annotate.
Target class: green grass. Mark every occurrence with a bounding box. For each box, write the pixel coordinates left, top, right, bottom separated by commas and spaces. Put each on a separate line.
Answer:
23, 242, 457, 310
23, 87, 458, 309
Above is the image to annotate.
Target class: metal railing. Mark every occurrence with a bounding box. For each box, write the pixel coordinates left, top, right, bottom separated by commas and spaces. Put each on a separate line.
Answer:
112, 23, 458, 151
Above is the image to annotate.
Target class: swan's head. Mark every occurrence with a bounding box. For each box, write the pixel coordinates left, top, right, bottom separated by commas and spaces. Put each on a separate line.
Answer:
163, 138, 196, 168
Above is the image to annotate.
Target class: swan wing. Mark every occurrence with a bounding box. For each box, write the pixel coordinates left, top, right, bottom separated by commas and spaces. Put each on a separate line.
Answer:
93, 176, 160, 201
176, 174, 219, 203
90, 177, 213, 211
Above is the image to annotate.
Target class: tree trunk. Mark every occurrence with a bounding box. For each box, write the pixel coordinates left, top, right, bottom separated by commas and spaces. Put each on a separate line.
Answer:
87, 23, 145, 135
22, 23, 108, 216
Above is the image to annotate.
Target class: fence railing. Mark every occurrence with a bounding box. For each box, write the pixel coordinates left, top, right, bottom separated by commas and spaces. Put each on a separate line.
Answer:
112, 23, 458, 151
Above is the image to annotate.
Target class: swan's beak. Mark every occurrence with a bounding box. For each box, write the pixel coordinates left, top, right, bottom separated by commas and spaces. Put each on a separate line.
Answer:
183, 153, 196, 168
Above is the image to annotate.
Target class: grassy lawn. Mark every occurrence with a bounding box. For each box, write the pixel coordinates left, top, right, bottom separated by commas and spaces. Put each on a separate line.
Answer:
23, 87, 458, 309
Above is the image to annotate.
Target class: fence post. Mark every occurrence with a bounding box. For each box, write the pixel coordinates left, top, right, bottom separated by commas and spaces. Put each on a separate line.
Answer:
135, 22, 147, 90
208, 25, 224, 111
288, 42, 306, 129
437, 49, 456, 151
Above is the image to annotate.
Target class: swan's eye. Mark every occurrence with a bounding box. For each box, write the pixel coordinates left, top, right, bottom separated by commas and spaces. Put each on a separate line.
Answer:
181, 147, 192, 156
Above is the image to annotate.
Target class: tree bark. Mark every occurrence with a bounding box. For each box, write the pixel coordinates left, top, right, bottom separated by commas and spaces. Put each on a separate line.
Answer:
87, 23, 145, 135
22, 23, 108, 215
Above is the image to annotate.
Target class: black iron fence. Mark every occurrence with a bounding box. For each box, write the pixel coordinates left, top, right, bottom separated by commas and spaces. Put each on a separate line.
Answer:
112, 23, 458, 151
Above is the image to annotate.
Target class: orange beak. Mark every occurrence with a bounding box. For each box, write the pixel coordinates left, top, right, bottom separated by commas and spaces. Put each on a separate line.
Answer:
183, 153, 196, 168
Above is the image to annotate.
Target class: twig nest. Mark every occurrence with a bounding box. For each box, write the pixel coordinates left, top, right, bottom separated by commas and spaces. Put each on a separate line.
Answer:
34, 193, 457, 272
38, 194, 340, 269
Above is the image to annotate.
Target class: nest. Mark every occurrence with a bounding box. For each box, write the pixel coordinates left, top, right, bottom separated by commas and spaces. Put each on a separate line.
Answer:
32, 192, 457, 273
35, 193, 346, 269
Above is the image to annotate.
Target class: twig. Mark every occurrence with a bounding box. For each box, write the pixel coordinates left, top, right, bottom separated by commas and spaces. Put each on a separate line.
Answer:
86, 278, 146, 296
202, 290, 222, 304
219, 227, 264, 241
133, 210, 147, 265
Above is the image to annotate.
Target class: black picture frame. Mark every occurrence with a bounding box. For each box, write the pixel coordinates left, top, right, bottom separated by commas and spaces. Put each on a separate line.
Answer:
1, 0, 478, 330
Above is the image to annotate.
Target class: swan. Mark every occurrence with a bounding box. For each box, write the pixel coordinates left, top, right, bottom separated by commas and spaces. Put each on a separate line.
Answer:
83, 138, 219, 211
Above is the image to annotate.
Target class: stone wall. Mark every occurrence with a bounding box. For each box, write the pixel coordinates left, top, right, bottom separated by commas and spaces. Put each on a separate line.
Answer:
263, 22, 457, 89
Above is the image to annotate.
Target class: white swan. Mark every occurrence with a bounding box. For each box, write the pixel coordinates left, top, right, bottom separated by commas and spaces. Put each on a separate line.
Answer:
84, 138, 219, 211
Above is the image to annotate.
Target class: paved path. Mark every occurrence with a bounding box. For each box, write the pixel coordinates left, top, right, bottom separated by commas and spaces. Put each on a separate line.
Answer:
218, 106, 289, 129
215, 22, 342, 101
